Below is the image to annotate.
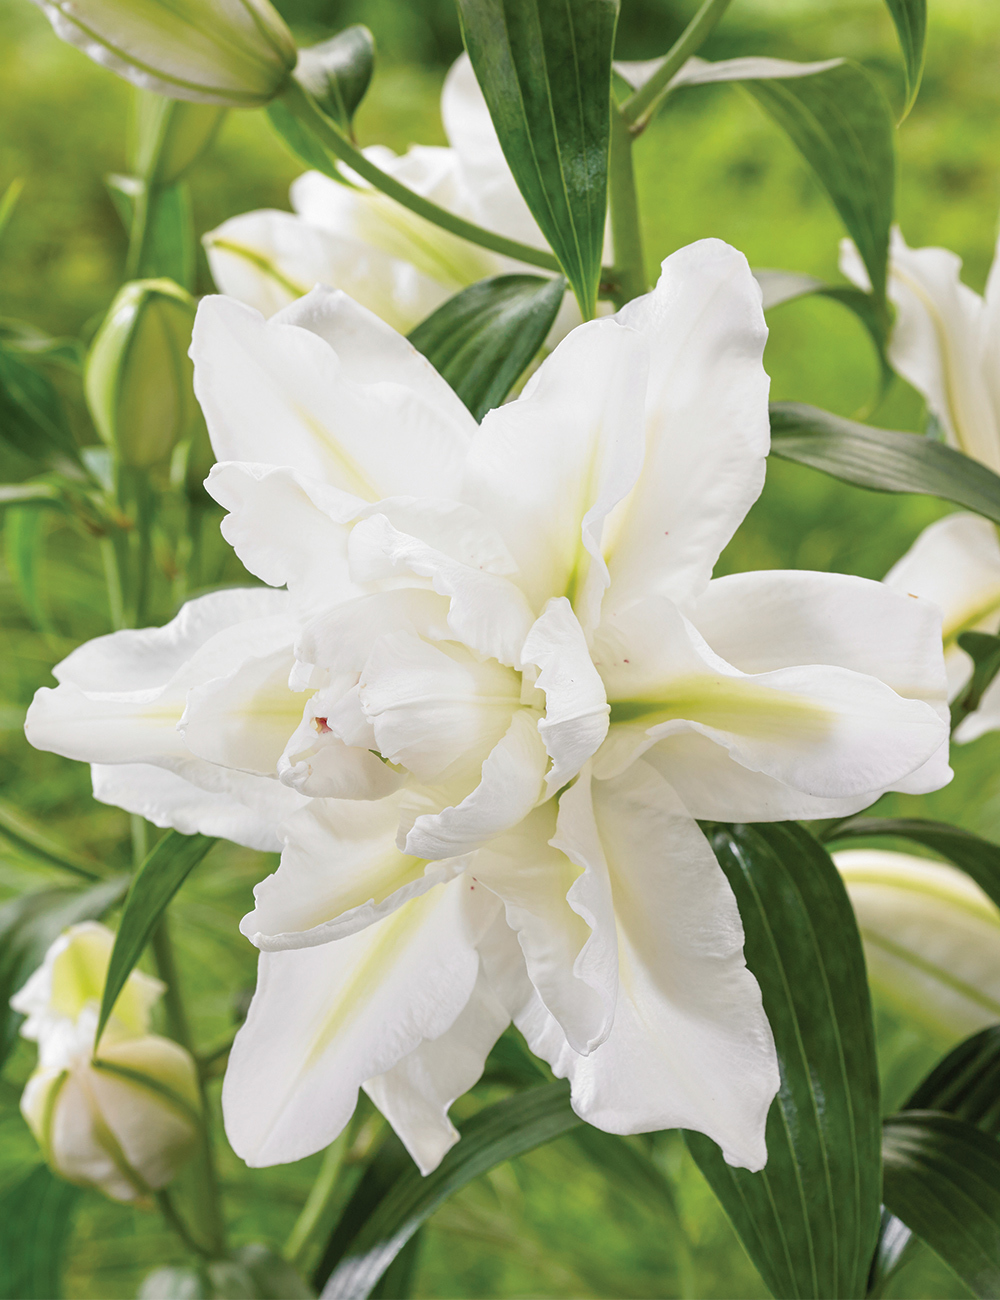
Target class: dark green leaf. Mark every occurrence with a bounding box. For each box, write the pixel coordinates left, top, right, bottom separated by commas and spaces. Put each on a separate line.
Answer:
96, 831, 216, 1046
408, 274, 566, 420
884, 0, 926, 117
686, 822, 881, 1300
0, 1164, 80, 1300
4, 505, 51, 631
266, 100, 345, 184
0, 798, 105, 879
882, 1111, 1000, 1298
823, 816, 1000, 914
0, 877, 128, 1070
369, 1230, 421, 1300
0, 345, 80, 466
951, 632, 1000, 731
457, 0, 618, 316
672, 59, 895, 304
768, 402, 1000, 524
317, 1082, 581, 1298
295, 27, 375, 137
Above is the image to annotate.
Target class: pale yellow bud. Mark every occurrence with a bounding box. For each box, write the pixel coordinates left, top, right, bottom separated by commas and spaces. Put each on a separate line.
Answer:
31, 0, 298, 108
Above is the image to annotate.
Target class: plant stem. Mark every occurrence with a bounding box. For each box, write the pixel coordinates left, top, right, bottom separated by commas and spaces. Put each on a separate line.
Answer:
607, 108, 648, 307
284, 1130, 351, 1273
100, 536, 127, 631
619, 0, 734, 133
279, 80, 594, 280
155, 1189, 216, 1262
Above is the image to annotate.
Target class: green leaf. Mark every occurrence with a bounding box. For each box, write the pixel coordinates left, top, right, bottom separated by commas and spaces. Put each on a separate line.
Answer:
0, 179, 24, 248
140, 182, 196, 290
768, 402, 1000, 524
266, 100, 345, 185
824, 816, 1000, 913
4, 505, 51, 631
685, 822, 881, 1300
0, 1164, 80, 1300
0, 482, 61, 509
96, 831, 216, 1047
0, 344, 80, 467
0, 798, 105, 879
882, 1111, 1000, 1298
951, 632, 1000, 731
884, 0, 926, 118
754, 270, 891, 390
408, 274, 566, 420
316, 1082, 581, 1298
672, 59, 895, 304
295, 27, 375, 137
456, 0, 618, 317
0, 877, 128, 1070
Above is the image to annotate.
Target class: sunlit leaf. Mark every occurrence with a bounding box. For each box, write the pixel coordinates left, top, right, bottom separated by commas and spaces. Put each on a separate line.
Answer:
768, 402, 1000, 524
295, 26, 375, 137
408, 274, 566, 420
0, 1164, 80, 1300
882, 1111, 1000, 1299
686, 822, 881, 1299
457, 0, 618, 316
884, 0, 927, 117
672, 58, 895, 304
96, 831, 216, 1047
266, 100, 345, 184
4, 505, 51, 631
316, 1082, 581, 1298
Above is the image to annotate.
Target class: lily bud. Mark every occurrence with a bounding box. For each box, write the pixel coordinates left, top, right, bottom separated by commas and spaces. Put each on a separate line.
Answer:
131, 93, 227, 187
835, 849, 1000, 1041
85, 279, 200, 469
30, 0, 298, 108
11, 922, 201, 1204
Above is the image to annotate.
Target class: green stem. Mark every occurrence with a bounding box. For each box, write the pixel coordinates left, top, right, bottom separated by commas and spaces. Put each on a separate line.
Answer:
619, 0, 735, 133
100, 535, 127, 631
284, 1130, 351, 1273
155, 1189, 216, 1262
278, 80, 588, 279
607, 108, 648, 307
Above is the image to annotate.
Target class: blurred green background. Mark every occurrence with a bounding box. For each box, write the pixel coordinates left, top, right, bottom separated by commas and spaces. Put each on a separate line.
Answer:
1, 0, 999, 1296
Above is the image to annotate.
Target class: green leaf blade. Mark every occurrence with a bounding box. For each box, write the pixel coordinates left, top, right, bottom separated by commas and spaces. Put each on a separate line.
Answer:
408, 273, 566, 420
0, 1164, 80, 1300
769, 402, 1000, 524
687, 822, 881, 1299
884, 0, 927, 117
96, 831, 215, 1047
457, 0, 618, 316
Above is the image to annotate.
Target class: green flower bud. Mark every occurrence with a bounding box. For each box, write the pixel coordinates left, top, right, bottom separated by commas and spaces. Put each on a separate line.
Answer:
31, 0, 298, 108
85, 279, 200, 468
294, 26, 374, 135
131, 93, 227, 187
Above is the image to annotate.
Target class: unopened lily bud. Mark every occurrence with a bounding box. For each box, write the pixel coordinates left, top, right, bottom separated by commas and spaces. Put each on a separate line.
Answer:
835, 849, 1000, 1041
132, 93, 227, 187
85, 279, 200, 468
30, 0, 298, 108
11, 922, 201, 1204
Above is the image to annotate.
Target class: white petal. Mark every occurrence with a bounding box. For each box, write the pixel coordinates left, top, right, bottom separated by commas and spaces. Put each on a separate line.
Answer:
277, 692, 405, 801
602, 240, 770, 614
364, 961, 509, 1174
91, 761, 307, 852
885, 513, 1000, 648
191, 291, 471, 497
521, 598, 610, 790
241, 796, 468, 950
403, 708, 548, 860
472, 798, 617, 1056
222, 877, 499, 1167
348, 513, 535, 667
295, 588, 452, 679
462, 318, 649, 625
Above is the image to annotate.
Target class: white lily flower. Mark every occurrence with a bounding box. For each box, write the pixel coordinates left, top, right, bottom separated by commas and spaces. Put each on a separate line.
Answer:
11, 923, 201, 1204
26, 240, 951, 1177
835, 850, 1000, 1042
842, 227, 1000, 739
203, 54, 592, 338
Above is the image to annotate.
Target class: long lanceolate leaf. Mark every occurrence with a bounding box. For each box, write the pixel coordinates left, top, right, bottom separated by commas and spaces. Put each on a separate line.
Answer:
317, 1082, 581, 1299
457, 0, 618, 317
686, 822, 881, 1300
0, 1165, 80, 1300
882, 1112, 1000, 1299
825, 816, 1000, 912
408, 274, 566, 420
96, 831, 216, 1046
884, 0, 927, 118
769, 403, 1000, 525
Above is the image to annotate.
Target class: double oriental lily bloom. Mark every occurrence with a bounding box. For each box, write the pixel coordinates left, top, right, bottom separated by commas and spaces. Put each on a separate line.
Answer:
27, 239, 951, 1178
203, 54, 593, 338
842, 226, 1000, 739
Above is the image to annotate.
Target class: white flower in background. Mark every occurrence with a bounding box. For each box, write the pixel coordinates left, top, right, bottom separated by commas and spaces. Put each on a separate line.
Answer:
204, 54, 592, 338
30, 0, 297, 107
27, 240, 951, 1178
11, 923, 201, 1204
835, 849, 1000, 1042
842, 226, 1000, 739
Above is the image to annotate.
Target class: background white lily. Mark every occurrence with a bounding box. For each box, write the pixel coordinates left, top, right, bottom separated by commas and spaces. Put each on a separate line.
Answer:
204, 55, 596, 337
843, 226, 1000, 738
